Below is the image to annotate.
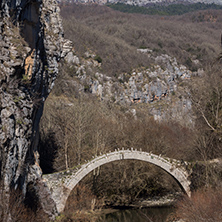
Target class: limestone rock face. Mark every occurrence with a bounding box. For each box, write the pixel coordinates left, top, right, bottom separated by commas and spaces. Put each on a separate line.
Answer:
0, 0, 71, 218
63, 50, 194, 126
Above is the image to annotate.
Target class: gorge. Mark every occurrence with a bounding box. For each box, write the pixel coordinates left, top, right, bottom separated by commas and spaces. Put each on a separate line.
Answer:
1, 1, 222, 221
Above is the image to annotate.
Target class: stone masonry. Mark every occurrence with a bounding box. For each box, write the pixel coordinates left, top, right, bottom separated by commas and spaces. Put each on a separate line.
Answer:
43, 149, 192, 213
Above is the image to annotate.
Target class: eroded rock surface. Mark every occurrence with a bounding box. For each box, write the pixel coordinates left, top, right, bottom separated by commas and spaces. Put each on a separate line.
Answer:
0, 0, 71, 219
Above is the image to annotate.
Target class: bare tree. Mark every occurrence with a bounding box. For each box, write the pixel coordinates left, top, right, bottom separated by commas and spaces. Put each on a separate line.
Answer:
189, 62, 222, 161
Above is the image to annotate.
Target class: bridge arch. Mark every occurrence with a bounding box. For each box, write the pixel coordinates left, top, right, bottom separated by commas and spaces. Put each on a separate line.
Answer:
43, 149, 191, 213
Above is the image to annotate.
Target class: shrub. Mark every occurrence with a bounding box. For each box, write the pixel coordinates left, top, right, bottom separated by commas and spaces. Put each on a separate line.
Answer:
176, 188, 222, 222
94, 55, 102, 63
0, 184, 49, 222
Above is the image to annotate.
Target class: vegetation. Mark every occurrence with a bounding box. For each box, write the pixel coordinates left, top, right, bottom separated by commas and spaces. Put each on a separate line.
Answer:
0, 182, 49, 222
38, 4, 222, 222
40, 91, 195, 171
107, 2, 222, 16
189, 60, 222, 161
176, 188, 222, 222
60, 4, 222, 76
56, 184, 103, 222
39, 59, 222, 220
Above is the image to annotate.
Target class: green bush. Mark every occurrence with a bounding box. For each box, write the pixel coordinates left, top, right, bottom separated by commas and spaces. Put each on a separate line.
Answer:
94, 55, 102, 63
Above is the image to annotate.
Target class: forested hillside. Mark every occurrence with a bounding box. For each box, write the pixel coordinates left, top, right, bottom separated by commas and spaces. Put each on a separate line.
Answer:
39, 4, 222, 221
107, 2, 222, 16
60, 4, 222, 76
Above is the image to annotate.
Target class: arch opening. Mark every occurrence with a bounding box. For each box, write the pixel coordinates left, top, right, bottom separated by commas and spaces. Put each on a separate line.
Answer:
64, 159, 185, 212
48, 151, 190, 213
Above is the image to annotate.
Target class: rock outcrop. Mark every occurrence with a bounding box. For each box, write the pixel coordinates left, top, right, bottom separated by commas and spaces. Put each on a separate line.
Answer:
0, 0, 70, 219
63, 50, 196, 125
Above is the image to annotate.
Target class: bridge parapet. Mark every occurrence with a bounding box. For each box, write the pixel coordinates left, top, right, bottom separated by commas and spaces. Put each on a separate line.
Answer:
43, 149, 192, 213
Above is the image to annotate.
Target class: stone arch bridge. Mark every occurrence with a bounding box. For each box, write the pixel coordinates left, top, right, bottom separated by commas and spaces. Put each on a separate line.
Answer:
43, 149, 192, 213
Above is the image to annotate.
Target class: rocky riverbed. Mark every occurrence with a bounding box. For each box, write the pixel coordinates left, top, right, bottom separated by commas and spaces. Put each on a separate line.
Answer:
130, 192, 183, 208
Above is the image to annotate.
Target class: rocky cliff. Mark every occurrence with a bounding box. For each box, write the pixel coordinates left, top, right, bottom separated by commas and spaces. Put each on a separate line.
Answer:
61, 49, 197, 126
0, 0, 70, 219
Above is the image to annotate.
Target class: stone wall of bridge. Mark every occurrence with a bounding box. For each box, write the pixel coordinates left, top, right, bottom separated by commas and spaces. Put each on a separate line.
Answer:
43, 149, 192, 213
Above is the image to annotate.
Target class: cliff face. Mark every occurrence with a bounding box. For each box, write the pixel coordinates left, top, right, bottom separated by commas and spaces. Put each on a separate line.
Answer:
0, 0, 70, 218
61, 50, 195, 126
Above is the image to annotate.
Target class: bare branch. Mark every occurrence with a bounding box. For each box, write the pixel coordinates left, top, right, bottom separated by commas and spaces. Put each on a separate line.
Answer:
200, 110, 216, 131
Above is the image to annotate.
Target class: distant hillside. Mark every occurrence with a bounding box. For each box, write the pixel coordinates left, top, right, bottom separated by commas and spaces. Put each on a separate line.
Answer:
59, 0, 222, 7
107, 2, 222, 15
60, 4, 222, 76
